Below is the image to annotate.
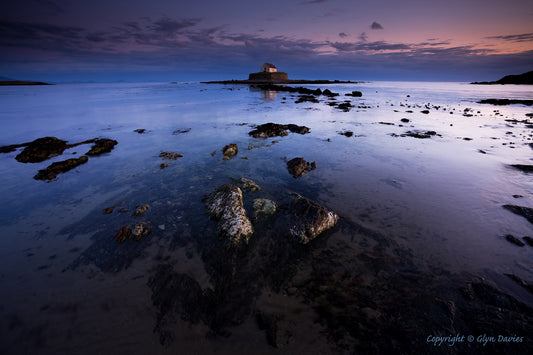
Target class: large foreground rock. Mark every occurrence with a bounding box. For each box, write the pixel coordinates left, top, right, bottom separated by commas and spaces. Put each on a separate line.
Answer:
204, 184, 253, 244
288, 194, 338, 244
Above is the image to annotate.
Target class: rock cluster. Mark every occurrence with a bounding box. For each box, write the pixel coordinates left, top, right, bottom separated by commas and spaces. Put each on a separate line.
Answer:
249, 123, 310, 138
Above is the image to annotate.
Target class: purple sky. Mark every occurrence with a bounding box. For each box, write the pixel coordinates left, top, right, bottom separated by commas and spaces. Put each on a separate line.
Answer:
1, 0, 532, 82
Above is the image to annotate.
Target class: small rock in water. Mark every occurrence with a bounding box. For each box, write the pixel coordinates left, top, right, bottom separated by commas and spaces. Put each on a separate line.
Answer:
134, 129, 147, 134
133, 204, 150, 216
287, 157, 316, 178
338, 130, 353, 137
222, 143, 238, 160
159, 152, 183, 160
131, 222, 152, 241
102, 206, 115, 214
204, 184, 253, 245
232, 177, 261, 192
505, 234, 525, 247
510, 164, 533, 173
248, 123, 310, 138
523, 236, 533, 246
115, 226, 132, 243
288, 194, 338, 244
253, 198, 277, 221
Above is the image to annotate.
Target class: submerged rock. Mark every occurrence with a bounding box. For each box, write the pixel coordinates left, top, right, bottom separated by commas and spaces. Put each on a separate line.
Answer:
222, 143, 238, 160
505, 234, 525, 247
232, 177, 261, 192
249, 123, 310, 138
85, 139, 118, 156
393, 130, 439, 139
133, 204, 150, 216
116, 226, 132, 243
132, 222, 152, 241
204, 184, 253, 244
338, 130, 354, 137
253, 198, 277, 221
345, 91, 363, 97
510, 164, 533, 173
478, 99, 533, 106
503, 205, 533, 225
16, 137, 68, 163
288, 194, 338, 244
159, 151, 183, 160
523, 236, 533, 247
287, 157, 316, 178
34, 156, 88, 180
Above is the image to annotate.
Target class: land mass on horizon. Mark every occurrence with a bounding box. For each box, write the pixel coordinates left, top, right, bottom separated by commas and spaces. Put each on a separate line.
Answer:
471, 71, 533, 85
202, 62, 360, 84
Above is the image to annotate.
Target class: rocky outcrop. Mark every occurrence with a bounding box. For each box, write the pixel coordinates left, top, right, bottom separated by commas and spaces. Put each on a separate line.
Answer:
472, 71, 533, 85
15, 137, 68, 163
253, 198, 277, 221
34, 156, 89, 180
85, 139, 118, 156
287, 157, 316, 178
288, 194, 338, 244
478, 99, 533, 106
159, 151, 183, 160
204, 184, 253, 244
249, 123, 310, 138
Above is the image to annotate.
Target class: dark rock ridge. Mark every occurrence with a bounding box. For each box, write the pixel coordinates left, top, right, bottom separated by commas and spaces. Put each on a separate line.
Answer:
478, 99, 533, 106
505, 234, 525, 247
203, 79, 359, 84
391, 130, 440, 139
248, 72, 289, 81
288, 194, 339, 244
204, 184, 253, 245
15, 137, 69, 163
287, 157, 316, 178
34, 156, 88, 181
85, 139, 118, 156
1, 136, 118, 162
503, 204, 533, 225
510, 164, 533, 173
249, 123, 310, 138
471, 71, 533, 85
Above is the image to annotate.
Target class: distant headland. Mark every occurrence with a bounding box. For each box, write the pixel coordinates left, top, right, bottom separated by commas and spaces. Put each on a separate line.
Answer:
471, 71, 533, 85
0, 80, 52, 86
202, 63, 359, 84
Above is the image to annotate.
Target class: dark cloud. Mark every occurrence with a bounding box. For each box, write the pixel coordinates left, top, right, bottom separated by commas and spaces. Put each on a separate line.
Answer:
359, 32, 368, 42
371, 21, 383, 30
151, 17, 201, 36
339, 32, 348, 38
300, 0, 328, 4
330, 40, 410, 52
32, 0, 63, 14
485, 33, 533, 42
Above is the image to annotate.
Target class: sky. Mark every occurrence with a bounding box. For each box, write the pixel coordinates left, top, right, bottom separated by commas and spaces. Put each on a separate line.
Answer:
1, 0, 532, 82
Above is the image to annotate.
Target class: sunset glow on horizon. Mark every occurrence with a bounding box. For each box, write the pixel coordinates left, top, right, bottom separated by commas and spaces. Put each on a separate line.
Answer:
1, 0, 532, 82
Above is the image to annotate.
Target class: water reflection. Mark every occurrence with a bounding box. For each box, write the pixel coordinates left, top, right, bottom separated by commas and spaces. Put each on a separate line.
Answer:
249, 85, 277, 101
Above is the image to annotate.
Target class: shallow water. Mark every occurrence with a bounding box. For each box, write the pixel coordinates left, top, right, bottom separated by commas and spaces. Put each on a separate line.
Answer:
0, 81, 532, 354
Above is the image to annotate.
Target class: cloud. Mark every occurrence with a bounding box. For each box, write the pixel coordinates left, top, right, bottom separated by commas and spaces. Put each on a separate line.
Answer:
339, 32, 348, 38
330, 40, 410, 52
485, 33, 533, 42
359, 32, 368, 42
300, 0, 328, 4
371, 21, 383, 30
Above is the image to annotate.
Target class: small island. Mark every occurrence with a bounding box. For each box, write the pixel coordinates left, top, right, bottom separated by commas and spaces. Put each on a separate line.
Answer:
471, 71, 533, 85
202, 63, 359, 84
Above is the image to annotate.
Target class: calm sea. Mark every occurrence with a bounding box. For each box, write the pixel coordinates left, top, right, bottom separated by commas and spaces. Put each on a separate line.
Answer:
0, 81, 532, 353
